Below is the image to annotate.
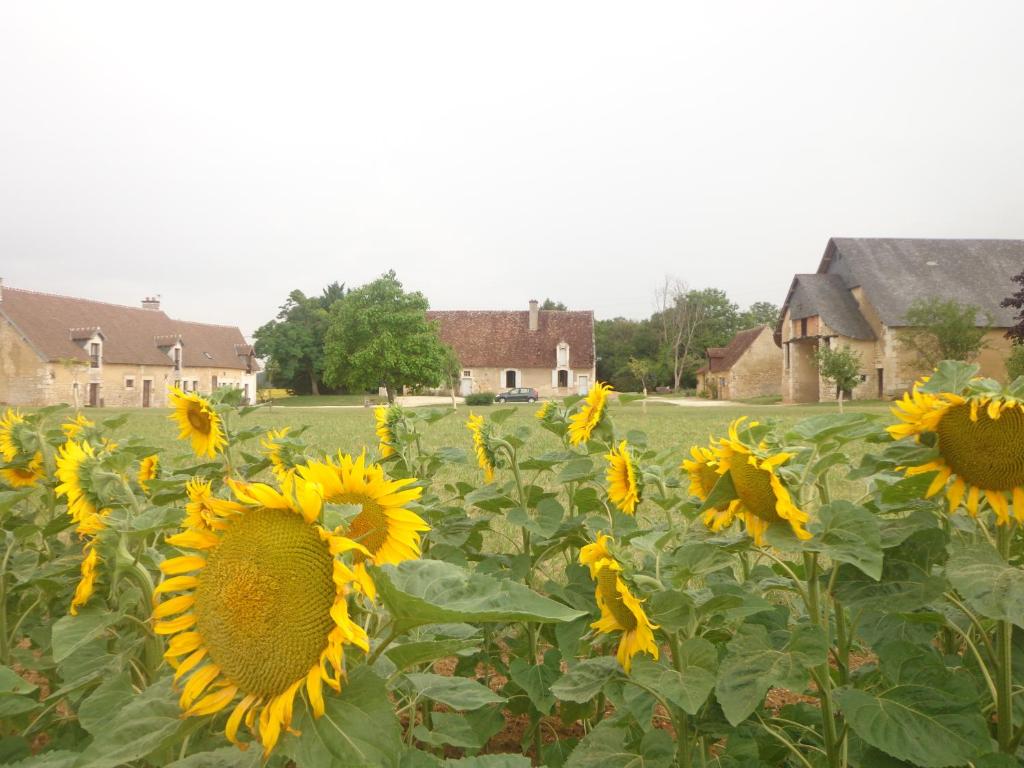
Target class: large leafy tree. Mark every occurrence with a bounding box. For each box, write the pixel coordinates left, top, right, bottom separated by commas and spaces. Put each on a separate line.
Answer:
595, 317, 661, 391
814, 344, 862, 412
1002, 269, 1024, 344
900, 297, 990, 369
323, 271, 452, 403
739, 301, 781, 329
652, 281, 740, 390
253, 282, 345, 394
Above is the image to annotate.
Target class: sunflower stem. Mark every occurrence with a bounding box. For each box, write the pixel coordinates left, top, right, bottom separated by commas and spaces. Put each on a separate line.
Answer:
668, 632, 695, 768
804, 552, 842, 768
996, 523, 1015, 752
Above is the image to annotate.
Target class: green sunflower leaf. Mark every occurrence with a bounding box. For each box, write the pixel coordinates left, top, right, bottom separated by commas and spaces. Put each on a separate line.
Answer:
551, 657, 623, 703
630, 638, 718, 715
564, 720, 674, 768
374, 560, 586, 631
715, 623, 828, 725
404, 672, 505, 710
946, 540, 1024, 628
697, 471, 737, 514
385, 638, 482, 671
834, 687, 991, 767
284, 667, 403, 768
508, 650, 560, 714
164, 747, 261, 767
806, 501, 883, 580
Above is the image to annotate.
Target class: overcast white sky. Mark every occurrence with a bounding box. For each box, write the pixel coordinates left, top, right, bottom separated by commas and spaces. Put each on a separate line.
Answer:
2, 2, 1023, 337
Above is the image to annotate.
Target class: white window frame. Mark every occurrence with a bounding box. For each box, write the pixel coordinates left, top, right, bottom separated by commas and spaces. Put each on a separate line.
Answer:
501, 369, 521, 389
556, 342, 570, 368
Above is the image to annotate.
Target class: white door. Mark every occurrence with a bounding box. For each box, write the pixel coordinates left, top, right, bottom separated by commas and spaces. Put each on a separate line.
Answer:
460, 377, 473, 396
577, 375, 589, 395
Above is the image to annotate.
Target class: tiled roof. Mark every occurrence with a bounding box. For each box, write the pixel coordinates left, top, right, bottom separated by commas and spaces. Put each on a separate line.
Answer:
698, 326, 769, 374
426, 309, 595, 369
0, 287, 256, 370
786, 274, 876, 340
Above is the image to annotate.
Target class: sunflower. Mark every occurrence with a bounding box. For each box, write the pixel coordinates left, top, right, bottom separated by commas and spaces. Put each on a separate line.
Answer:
888, 383, 1024, 525
374, 406, 402, 459
0, 409, 26, 462
296, 453, 427, 599
61, 414, 95, 441
155, 477, 371, 756
466, 413, 498, 483
55, 441, 110, 614
138, 455, 160, 492
168, 387, 226, 459
55, 441, 110, 532
568, 382, 612, 446
682, 444, 740, 533
579, 534, 658, 672
709, 418, 811, 545
260, 428, 297, 486
1, 451, 45, 488
183, 478, 243, 532
535, 401, 555, 422
605, 441, 641, 514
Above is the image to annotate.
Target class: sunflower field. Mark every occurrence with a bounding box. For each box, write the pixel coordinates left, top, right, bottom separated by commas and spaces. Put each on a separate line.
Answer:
0, 362, 1023, 768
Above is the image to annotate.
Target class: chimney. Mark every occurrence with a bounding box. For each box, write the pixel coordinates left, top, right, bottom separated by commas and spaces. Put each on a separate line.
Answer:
528, 299, 539, 331
141, 296, 161, 311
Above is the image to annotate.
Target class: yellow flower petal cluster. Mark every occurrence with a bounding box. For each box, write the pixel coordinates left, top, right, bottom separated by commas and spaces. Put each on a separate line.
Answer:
579, 534, 658, 672
138, 455, 159, 493
0, 409, 25, 462
260, 428, 298, 486
535, 401, 555, 422
605, 441, 641, 515
466, 413, 497, 483
1, 451, 44, 488
686, 418, 811, 545
374, 406, 400, 459
155, 477, 371, 757
168, 387, 226, 459
183, 478, 244, 531
61, 414, 94, 441
568, 382, 612, 446
55, 441, 111, 614
888, 385, 1024, 524
297, 452, 428, 600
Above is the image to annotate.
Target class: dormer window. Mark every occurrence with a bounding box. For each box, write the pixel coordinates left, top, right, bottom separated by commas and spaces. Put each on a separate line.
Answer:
556, 343, 569, 368
89, 342, 101, 368
174, 346, 182, 370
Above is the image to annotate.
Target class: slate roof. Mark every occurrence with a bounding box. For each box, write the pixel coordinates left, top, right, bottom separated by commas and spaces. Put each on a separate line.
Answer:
784, 274, 876, 340
775, 238, 1024, 345
426, 309, 595, 369
0, 287, 257, 370
821, 238, 1023, 327
698, 326, 769, 374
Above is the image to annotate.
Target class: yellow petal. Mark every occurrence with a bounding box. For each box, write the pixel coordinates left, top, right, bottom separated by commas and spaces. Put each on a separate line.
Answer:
154, 613, 196, 635
226, 694, 258, 746
154, 575, 199, 595
160, 556, 206, 575
173, 647, 208, 682
153, 593, 195, 619
166, 530, 220, 550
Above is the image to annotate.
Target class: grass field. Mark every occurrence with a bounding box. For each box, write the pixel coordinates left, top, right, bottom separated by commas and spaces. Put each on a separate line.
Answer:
91, 399, 893, 498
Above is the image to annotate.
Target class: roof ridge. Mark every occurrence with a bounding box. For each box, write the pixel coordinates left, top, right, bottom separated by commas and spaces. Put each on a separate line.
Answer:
3, 285, 166, 314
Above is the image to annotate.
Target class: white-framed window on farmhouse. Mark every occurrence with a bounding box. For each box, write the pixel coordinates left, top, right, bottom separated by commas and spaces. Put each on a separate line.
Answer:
89, 341, 101, 369
124, 377, 135, 389
502, 369, 519, 389
556, 343, 569, 368
462, 370, 471, 377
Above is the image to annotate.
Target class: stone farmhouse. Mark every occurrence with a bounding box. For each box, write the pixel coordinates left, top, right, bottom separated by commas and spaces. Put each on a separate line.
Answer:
696, 325, 780, 400
776, 238, 1021, 404
427, 300, 596, 397
0, 283, 258, 408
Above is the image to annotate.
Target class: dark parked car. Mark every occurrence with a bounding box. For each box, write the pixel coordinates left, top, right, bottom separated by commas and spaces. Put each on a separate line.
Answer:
496, 387, 539, 403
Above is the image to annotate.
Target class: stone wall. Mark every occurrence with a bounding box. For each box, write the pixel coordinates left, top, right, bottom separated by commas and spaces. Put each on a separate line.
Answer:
0, 319, 50, 406
458, 366, 597, 397
725, 329, 782, 400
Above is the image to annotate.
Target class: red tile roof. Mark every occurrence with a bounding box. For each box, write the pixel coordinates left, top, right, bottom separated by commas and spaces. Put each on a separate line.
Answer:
426, 310, 594, 369
0, 287, 256, 371
698, 326, 769, 374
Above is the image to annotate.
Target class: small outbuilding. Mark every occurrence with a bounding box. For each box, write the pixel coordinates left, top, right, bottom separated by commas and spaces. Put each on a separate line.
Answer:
696, 325, 780, 400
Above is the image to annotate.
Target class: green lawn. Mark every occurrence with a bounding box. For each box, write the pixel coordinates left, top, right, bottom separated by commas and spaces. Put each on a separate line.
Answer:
91, 399, 893, 494
267, 393, 386, 407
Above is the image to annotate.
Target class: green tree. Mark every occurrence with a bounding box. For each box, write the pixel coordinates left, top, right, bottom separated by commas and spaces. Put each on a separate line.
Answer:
1001, 269, 1024, 344
626, 357, 654, 395
814, 344, 862, 412
595, 317, 661, 390
739, 301, 781, 329
322, 271, 452, 403
1007, 345, 1024, 382
253, 283, 345, 395
900, 297, 990, 369
540, 298, 567, 310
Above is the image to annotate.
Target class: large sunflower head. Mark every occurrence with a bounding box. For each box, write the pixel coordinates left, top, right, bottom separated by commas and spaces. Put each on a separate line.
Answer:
374, 405, 405, 459
296, 452, 428, 599
138, 455, 160, 493
711, 418, 811, 545
155, 477, 372, 756
55, 441, 110, 532
568, 382, 613, 446
168, 387, 227, 459
1, 451, 45, 489
682, 443, 739, 534
466, 413, 499, 483
578, 533, 658, 672
61, 413, 95, 442
0, 409, 30, 463
605, 441, 641, 515
888, 378, 1024, 525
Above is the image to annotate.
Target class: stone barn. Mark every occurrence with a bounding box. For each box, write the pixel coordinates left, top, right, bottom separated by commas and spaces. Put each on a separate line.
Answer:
696, 326, 781, 400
